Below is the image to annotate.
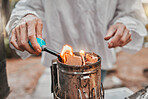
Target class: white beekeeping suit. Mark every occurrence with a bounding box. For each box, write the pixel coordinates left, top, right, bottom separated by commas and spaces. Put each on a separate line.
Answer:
6, 0, 147, 70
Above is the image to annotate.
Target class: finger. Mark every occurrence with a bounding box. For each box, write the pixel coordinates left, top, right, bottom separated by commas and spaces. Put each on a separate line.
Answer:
10, 29, 23, 51
19, 22, 38, 54
15, 27, 24, 51
108, 25, 126, 48
123, 37, 132, 46
27, 20, 42, 54
104, 26, 117, 40
36, 19, 43, 39
119, 29, 130, 46
120, 33, 132, 47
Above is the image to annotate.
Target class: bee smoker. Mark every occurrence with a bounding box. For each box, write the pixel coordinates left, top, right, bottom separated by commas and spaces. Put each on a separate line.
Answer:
51, 52, 104, 99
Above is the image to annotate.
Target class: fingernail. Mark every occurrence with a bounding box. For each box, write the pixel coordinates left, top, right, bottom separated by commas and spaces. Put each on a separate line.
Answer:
37, 48, 41, 52
104, 37, 107, 40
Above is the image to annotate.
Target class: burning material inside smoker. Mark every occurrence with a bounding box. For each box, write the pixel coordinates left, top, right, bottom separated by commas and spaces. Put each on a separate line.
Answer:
60, 44, 98, 65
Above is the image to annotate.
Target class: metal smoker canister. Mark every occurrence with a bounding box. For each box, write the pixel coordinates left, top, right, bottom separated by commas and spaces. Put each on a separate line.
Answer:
52, 52, 104, 99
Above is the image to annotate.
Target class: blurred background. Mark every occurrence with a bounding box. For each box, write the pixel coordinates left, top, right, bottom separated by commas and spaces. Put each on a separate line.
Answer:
0, 0, 148, 99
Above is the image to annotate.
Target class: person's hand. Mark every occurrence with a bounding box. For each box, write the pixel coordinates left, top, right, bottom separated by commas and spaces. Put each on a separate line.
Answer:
10, 14, 43, 55
104, 23, 132, 48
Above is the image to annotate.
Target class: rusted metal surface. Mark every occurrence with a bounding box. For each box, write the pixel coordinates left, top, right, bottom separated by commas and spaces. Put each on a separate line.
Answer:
51, 52, 104, 99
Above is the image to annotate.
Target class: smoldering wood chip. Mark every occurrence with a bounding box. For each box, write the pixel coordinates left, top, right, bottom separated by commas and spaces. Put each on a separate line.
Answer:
86, 53, 98, 63
65, 54, 82, 66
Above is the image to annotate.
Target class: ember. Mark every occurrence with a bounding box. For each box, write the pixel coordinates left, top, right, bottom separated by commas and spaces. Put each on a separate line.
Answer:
86, 53, 98, 64
60, 44, 98, 65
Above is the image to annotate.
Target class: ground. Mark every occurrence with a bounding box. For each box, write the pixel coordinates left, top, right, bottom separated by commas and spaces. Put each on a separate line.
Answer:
6, 48, 148, 99
116, 48, 148, 91
6, 57, 45, 99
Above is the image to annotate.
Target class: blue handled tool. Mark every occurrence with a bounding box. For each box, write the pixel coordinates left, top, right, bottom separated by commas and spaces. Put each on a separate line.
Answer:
29, 38, 46, 49
28, 38, 61, 58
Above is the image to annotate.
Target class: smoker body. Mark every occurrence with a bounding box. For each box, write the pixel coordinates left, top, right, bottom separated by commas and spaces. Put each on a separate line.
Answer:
51, 52, 104, 99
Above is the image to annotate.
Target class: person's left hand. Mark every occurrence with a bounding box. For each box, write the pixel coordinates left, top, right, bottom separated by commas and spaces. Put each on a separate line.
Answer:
104, 23, 132, 48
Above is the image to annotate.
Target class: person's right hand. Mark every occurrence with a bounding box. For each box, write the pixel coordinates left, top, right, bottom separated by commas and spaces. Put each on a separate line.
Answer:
10, 14, 43, 55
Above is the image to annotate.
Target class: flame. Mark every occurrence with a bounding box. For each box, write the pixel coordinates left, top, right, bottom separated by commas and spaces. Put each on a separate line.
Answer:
80, 50, 86, 65
60, 45, 86, 65
80, 50, 85, 56
60, 44, 74, 62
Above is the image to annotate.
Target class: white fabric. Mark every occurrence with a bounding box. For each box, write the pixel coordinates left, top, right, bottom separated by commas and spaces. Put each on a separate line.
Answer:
6, 0, 147, 70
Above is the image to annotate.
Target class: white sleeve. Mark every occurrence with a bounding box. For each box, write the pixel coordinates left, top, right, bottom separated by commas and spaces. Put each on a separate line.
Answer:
6, 0, 44, 59
110, 0, 147, 53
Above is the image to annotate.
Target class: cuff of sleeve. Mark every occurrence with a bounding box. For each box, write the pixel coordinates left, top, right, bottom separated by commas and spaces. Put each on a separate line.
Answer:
6, 10, 39, 39
114, 16, 147, 37
114, 16, 137, 32
122, 30, 145, 54
9, 44, 31, 59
